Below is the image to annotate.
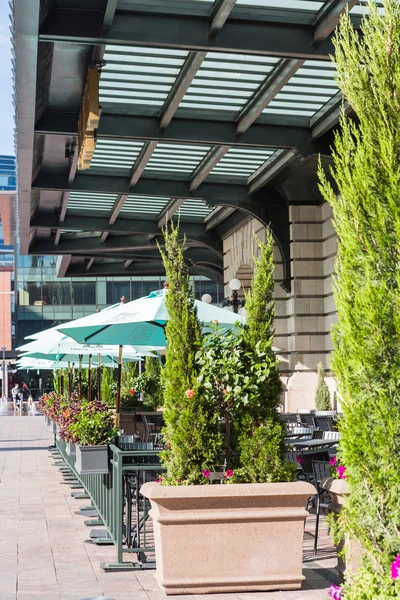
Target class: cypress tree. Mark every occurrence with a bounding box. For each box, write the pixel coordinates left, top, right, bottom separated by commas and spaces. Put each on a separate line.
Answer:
314, 362, 331, 411
235, 230, 294, 482
159, 223, 221, 484
318, 1, 400, 596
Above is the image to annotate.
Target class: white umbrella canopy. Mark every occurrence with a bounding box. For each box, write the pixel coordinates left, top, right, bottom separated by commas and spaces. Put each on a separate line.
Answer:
17, 355, 137, 370
57, 289, 245, 346
17, 327, 157, 358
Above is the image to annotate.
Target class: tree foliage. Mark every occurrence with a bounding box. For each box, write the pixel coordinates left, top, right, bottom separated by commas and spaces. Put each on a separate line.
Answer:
143, 355, 163, 410
158, 223, 221, 484
314, 362, 331, 411
318, 1, 400, 596
195, 230, 295, 483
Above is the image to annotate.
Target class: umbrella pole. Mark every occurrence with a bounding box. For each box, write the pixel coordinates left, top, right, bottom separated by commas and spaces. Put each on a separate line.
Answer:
115, 345, 123, 429
61, 369, 64, 397
88, 354, 92, 402
78, 355, 82, 401
97, 353, 102, 402
67, 361, 72, 400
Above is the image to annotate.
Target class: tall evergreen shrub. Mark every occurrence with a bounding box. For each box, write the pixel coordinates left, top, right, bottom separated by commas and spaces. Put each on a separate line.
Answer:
236, 230, 294, 482
318, 1, 400, 596
158, 223, 221, 484
314, 362, 331, 411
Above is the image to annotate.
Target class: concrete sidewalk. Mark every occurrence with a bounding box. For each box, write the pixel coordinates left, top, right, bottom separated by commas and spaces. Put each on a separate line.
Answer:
0, 414, 338, 600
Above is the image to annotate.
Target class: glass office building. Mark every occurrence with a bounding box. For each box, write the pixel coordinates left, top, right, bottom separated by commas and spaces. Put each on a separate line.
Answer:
16, 256, 222, 347
0, 156, 16, 351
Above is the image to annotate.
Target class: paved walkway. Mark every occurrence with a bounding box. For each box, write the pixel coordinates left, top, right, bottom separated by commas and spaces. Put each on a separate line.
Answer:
0, 411, 339, 600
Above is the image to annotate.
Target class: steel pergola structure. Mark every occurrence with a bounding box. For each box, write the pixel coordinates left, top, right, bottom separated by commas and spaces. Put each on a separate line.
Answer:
12, 0, 375, 289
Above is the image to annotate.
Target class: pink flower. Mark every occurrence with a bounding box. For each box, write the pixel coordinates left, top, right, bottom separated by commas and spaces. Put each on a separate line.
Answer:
225, 469, 233, 478
329, 457, 337, 467
336, 466, 347, 480
296, 455, 303, 466
202, 469, 211, 478
185, 389, 194, 398
328, 584, 342, 599
391, 555, 400, 579
177, 479, 182, 483
156, 477, 163, 483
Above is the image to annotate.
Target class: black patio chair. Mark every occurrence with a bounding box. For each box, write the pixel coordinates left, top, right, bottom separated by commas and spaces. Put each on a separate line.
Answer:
279, 413, 301, 424
314, 416, 336, 432
311, 460, 332, 555
299, 413, 316, 427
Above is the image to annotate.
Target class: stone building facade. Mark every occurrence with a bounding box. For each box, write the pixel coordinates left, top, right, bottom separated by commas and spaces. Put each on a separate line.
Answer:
223, 202, 338, 412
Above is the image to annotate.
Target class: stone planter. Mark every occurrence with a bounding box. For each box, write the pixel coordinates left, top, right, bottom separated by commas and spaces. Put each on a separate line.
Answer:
75, 444, 109, 475
45, 415, 51, 426
321, 477, 363, 581
141, 480, 315, 595
66, 442, 76, 456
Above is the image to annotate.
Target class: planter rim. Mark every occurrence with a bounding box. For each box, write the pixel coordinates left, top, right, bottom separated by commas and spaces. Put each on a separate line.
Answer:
76, 444, 108, 449
141, 480, 315, 500
321, 476, 349, 494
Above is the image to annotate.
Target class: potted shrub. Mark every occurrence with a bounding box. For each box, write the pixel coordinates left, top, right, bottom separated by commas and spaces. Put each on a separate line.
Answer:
68, 399, 119, 475
317, 2, 400, 597
321, 460, 362, 582
141, 224, 314, 595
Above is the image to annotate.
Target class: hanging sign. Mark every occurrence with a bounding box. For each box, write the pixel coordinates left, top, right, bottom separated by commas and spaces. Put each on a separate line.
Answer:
77, 67, 100, 170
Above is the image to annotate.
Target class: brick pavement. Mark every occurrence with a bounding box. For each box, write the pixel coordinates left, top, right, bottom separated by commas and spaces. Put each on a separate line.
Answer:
0, 410, 339, 600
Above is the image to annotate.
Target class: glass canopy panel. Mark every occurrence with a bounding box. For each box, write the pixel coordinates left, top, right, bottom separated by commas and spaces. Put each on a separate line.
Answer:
180, 52, 280, 113
175, 198, 212, 221
144, 143, 211, 175
208, 147, 278, 181
66, 192, 118, 215
119, 196, 170, 218
89, 140, 144, 174
262, 59, 338, 117
350, 1, 384, 15
100, 45, 189, 110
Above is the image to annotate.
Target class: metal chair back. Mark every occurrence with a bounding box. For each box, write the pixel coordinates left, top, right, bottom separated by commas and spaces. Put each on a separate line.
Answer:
323, 431, 341, 441
314, 416, 336, 431
299, 450, 330, 482
117, 437, 154, 451
299, 413, 316, 427
279, 413, 301, 424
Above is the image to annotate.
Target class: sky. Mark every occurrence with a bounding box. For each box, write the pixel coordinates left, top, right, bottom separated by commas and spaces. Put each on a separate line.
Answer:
0, 0, 14, 156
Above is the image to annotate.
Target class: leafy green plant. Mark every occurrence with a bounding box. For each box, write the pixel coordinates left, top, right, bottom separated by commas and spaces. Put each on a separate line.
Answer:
195, 230, 295, 483
317, 1, 400, 596
68, 399, 118, 446
101, 366, 116, 408
158, 222, 222, 484
143, 355, 163, 410
314, 362, 331, 411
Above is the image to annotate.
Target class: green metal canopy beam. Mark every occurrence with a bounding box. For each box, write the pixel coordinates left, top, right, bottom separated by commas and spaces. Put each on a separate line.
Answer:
30, 211, 218, 239
160, 52, 206, 129
39, 8, 335, 60
35, 111, 315, 151
209, 0, 237, 38
32, 172, 249, 206
314, 0, 358, 43
236, 59, 304, 135
65, 260, 223, 282
30, 231, 222, 257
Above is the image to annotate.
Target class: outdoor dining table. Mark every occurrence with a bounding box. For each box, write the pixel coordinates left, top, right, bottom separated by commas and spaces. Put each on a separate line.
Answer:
285, 438, 338, 450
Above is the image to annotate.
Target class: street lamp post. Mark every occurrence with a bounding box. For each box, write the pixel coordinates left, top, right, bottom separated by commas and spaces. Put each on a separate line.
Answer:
223, 278, 245, 314
1, 346, 7, 400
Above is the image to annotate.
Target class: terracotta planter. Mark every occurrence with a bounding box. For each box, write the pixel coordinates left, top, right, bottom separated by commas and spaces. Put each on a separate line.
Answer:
75, 444, 109, 475
141, 480, 315, 595
321, 477, 363, 581
66, 442, 76, 456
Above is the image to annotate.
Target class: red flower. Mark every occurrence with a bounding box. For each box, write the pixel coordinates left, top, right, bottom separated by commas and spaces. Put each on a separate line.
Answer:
225, 469, 233, 478
202, 469, 211, 478
185, 389, 194, 398
129, 388, 135, 395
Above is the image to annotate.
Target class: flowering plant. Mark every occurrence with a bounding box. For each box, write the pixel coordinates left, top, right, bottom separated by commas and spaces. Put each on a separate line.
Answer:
328, 456, 346, 480
328, 584, 342, 599
68, 399, 119, 446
